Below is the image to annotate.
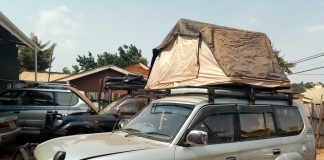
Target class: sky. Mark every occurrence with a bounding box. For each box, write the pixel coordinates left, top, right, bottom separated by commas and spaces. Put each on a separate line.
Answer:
1, 0, 324, 83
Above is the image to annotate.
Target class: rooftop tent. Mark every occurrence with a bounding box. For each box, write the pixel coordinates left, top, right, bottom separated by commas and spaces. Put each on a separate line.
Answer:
146, 19, 290, 89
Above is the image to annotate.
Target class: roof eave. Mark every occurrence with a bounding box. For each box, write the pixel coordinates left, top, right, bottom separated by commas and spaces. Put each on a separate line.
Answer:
0, 12, 39, 51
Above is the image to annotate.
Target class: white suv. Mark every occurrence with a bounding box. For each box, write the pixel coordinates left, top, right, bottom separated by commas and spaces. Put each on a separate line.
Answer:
33, 87, 315, 160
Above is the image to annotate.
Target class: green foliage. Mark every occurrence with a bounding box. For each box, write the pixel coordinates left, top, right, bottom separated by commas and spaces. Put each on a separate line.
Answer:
291, 82, 306, 93
66, 44, 148, 74
304, 82, 313, 89
274, 49, 295, 74
62, 67, 71, 74
76, 52, 97, 71
18, 33, 56, 71
97, 44, 148, 67
72, 65, 80, 74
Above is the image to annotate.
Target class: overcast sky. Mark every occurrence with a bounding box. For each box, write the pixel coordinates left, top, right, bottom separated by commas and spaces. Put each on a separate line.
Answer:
1, 0, 324, 83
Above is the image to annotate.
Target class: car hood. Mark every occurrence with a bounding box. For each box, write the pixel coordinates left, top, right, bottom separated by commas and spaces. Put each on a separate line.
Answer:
34, 132, 165, 160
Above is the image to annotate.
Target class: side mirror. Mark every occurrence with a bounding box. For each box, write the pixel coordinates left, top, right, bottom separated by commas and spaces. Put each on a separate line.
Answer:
186, 130, 208, 146
53, 151, 66, 160
118, 119, 130, 128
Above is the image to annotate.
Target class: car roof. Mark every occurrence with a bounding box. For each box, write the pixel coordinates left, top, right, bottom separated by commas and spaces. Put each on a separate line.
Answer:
3, 88, 70, 92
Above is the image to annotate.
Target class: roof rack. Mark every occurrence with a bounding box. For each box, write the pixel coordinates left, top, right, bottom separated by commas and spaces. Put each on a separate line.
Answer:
104, 74, 147, 92
164, 84, 293, 105
26, 82, 73, 90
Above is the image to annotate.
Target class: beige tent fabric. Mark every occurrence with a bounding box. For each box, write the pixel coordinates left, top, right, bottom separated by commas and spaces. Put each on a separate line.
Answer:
147, 19, 290, 89
147, 36, 230, 89
146, 35, 289, 89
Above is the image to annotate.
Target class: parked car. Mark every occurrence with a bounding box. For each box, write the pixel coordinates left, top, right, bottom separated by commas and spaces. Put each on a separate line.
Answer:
43, 94, 151, 136
43, 74, 160, 136
0, 112, 21, 145
33, 86, 316, 160
0, 83, 98, 135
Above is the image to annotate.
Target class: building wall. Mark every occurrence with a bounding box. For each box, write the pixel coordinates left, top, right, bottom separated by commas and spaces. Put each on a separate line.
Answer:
123, 64, 149, 77
69, 68, 125, 92
0, 43, 19, 93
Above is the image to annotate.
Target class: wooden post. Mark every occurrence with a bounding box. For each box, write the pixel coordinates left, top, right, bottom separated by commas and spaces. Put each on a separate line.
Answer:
310, 103, 314, 124
316, 101, 324, 148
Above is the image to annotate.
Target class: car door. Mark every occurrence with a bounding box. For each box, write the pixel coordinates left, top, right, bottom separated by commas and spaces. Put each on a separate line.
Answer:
0, 89, 24, 127
175, 105, 240, 160
22, 90, 56, 132
238, 105, 282, 160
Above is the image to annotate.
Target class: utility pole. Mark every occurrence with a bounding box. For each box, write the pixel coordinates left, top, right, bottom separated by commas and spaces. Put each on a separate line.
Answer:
34, 46, 38, 82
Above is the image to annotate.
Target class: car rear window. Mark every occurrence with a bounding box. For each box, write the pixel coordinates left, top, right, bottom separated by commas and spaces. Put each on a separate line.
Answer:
56, 92, 79, 106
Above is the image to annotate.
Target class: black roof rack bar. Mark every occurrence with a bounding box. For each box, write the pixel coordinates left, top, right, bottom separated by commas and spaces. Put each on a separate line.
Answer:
162, 85, 293, 105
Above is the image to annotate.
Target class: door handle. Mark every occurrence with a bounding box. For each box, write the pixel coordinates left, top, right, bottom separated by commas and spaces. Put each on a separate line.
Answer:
47, 111, 54, 113
226, 157, 236, 160
13, 111, 20, 114
273, 148, 281, 155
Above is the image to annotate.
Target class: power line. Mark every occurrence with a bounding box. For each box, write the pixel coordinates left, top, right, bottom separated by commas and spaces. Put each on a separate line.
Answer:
291, 74, 324, 75
291, 52, 324, 64
293, 59, 324, 70
291, 65, 324, 75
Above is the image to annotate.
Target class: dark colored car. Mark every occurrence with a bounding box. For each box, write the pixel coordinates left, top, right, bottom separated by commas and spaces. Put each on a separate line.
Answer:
44, 94, 151, 135
43, 74, 159, 136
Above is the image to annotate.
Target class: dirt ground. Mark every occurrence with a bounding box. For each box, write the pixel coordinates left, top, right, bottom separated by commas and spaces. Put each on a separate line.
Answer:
0, 135, 48, 160
317, 149, 324, 160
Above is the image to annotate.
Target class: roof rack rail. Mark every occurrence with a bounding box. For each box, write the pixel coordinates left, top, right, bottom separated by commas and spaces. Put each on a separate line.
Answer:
164, 85, 293, 105
27, 82, 73, 90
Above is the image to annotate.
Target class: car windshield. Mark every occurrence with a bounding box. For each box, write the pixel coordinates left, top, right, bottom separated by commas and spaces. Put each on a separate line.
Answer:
100, 95, 128, 114
123, 103, 193, 142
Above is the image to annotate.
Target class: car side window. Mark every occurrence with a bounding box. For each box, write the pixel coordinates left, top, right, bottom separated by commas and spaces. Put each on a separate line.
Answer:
56, 92, 79, 106
239, 113, 275, 140
190, 105, 236, 145
239, 105, 276, 140
113, 98, 149, 115
0, 90, 23, 105
22, 91, 55, 106
273, 106, 304, 136
193, 114, 235, 144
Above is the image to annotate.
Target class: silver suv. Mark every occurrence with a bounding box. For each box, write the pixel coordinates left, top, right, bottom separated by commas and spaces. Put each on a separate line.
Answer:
33, 87, 315, 160
0, 84, 97, 135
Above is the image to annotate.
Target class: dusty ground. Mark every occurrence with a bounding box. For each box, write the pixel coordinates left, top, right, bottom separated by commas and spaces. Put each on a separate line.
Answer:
317, 149, 324, 160
0, 135, 47, 160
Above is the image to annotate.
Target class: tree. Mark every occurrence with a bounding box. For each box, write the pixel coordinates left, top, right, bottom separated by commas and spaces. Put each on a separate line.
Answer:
291, 82, 306, 93
76, 52, 97, 71
274, 49, 295, 74
97, 52, 119, 67
97, 44, 148, 67
62, 67, 71, 74
72, 65, 80, 74
18, 33, 56, 71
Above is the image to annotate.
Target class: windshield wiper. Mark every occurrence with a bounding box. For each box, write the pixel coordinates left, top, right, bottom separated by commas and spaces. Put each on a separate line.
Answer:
142, 132, 170, 137
114, 128, 140, 133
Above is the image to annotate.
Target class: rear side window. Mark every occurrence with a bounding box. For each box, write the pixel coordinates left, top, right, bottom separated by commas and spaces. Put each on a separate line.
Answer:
56, 92, 79, 106
22, 91, 55, 106
240, 112, 275, 140
274, 106, 304, 136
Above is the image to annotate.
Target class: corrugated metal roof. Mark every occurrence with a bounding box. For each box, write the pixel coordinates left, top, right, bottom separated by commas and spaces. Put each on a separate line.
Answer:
56, 65, 133, 82
19, 71, 70, 82
0, 12, 39, 51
